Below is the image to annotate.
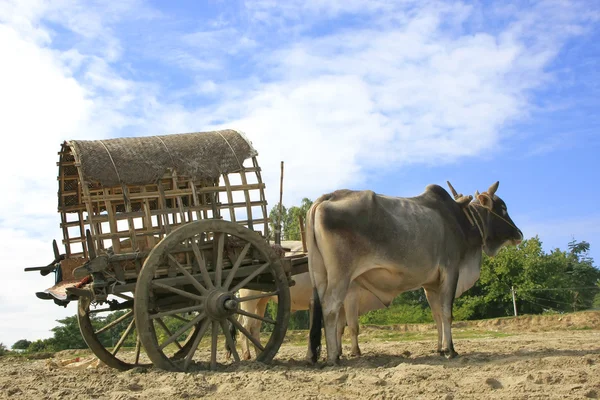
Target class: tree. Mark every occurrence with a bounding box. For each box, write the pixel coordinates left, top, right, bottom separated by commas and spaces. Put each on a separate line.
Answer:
0, 343, 7, 356
285, 198, 313, 241
51, 315, 88, 350
12, 339, 32, 350
268, 198, 313, 241
268, 203, 287, 241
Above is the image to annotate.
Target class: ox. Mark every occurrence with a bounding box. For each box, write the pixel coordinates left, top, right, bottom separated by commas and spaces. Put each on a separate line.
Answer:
307, 181, 523, 364
235, 241, 384, 360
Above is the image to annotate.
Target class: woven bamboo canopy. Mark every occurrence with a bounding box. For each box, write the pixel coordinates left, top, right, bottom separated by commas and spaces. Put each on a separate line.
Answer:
69, 129, 257, 187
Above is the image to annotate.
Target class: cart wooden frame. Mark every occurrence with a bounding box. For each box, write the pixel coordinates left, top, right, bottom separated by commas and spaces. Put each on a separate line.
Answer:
26, 129, 307, 371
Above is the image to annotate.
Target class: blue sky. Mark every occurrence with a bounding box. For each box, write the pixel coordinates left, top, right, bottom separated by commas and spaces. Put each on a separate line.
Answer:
0, 0, 599, 346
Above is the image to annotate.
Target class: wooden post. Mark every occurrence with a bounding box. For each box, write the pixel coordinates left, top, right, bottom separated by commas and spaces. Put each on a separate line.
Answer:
511, 286, 518, 317
299, 215, 307, 253
276, 161, 284, 245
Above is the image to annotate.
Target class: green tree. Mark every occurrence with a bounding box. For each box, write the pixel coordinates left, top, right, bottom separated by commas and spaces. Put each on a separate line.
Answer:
268, 198, 313, 241
268, 203, 287, 241
27, 338, 57, 353
0, 343, 8, 356
285, 198, 313, 241
51, 315, 87, 350
12, 339, 32, 350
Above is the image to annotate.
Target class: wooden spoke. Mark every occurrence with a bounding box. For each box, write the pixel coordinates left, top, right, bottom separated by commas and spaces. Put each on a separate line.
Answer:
231, 262, 270, 293
223, 242, 252, 290
191, 240, 214, 289
113, 293, 134, 301
235, 309, 276, 325
155, 318, 183, 350
171, 314, 192, 323
183, 318, 211, 370
89, 307, 113, 314
221, 320, 240, 362
94, 310, 133, 335
159, 312, 206, 350
149, 304, 205, 320
210, 321, 219, 370
134, 337, 142, 365
168, 254, 208, 295
112, 318, 135, 356
237, 291, 278, 303
214, 233, 225, 287
151, 281, 205, 302
228, 316, 265, 353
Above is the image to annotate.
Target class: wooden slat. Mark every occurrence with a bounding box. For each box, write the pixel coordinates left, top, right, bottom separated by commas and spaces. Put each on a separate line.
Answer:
103, 188, 121, 253
121, 185, 138, 251
239, 170, 253, 231
221, 174, 236, 222
253, 157, 269, 237
81, 183, 266, 203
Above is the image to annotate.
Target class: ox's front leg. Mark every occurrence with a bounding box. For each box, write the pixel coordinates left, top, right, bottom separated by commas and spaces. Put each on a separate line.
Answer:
439, 272, 459, 359
344, 286, 361, 357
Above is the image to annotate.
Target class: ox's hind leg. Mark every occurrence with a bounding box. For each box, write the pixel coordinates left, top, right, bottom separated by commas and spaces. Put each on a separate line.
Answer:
336, 306, 346, 357
320, 276, 350, 365
424, 287, 443, 355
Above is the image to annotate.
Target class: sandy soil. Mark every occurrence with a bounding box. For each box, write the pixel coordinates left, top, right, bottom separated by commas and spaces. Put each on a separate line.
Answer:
2, 312, 600, 400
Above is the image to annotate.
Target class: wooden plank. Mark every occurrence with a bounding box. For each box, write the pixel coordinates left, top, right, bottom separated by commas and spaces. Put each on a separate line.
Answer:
121, 185, 139, 251
221, 174, 236, 222
141, 186, 157, 249
103, 188, 121, 253
252, 157, 269, 238
239, 170, 253, 231
81, 183, 266, 203
157, 181, 171, 235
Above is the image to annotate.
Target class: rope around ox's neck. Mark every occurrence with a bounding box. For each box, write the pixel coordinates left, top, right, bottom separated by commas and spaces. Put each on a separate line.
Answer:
463, 202, 520, 245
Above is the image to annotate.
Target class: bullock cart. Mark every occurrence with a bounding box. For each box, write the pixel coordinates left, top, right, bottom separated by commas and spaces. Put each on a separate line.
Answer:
25, 130, 308, 371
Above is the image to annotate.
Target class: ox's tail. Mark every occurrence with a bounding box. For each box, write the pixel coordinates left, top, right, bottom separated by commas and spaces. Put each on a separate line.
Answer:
309, 287, 323, 363
306, 199, 327, 364
225, 319, 238, 359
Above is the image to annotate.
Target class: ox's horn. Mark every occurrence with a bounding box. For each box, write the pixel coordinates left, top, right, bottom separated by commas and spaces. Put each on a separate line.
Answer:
446, 181, 459, 199
456, 195, 473, 207
475, 190, 480, 196
488, 181, 499, 196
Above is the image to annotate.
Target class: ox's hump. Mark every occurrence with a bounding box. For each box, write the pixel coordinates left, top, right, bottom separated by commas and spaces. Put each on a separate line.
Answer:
315, 189, 370, 204
424, 184, 453, 202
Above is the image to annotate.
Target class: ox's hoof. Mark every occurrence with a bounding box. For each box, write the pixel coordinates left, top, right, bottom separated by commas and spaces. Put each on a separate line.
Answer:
442, 349, 459, 359
326, 356, 341, 367
350, 348, 361, 357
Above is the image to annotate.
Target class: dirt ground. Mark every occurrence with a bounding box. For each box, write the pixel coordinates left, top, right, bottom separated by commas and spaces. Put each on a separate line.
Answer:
2, 311, 600, 400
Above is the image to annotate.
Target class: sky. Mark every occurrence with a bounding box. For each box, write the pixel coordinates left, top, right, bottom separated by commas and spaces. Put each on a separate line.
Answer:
1, 0, 599, 347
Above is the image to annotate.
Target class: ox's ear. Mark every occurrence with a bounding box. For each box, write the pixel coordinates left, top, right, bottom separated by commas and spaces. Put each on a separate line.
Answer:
477, 192, 493, 210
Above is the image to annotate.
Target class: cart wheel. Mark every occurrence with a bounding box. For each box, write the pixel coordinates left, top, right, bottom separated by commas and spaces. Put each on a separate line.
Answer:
78, 293, 201, 370
135, 220, 291, 371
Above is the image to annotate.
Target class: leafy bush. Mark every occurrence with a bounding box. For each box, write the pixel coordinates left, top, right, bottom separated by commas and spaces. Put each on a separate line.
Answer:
360, 304, 433, 325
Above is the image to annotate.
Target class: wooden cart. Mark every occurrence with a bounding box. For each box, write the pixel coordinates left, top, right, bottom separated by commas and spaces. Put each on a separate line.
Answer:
26, 129, 308, 371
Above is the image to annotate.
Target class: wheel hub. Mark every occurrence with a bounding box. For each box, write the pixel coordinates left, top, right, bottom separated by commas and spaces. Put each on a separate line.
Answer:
205, 290, 237, 319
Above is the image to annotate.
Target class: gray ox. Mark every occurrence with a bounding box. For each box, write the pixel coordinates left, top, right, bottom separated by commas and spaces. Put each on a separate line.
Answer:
307, 181, 523, 364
